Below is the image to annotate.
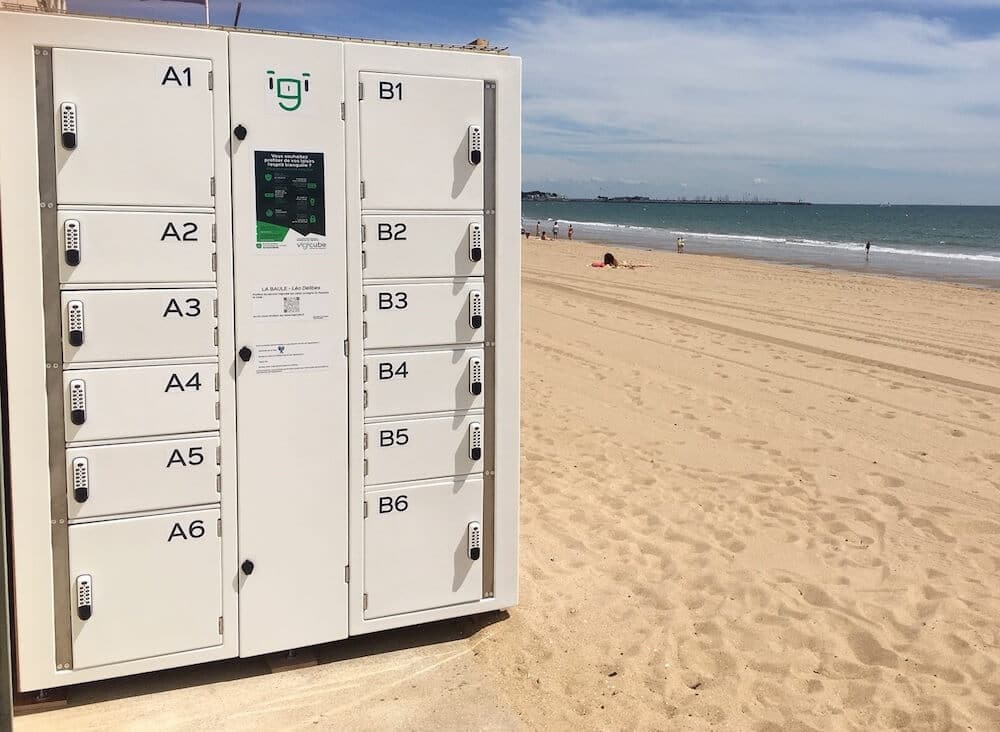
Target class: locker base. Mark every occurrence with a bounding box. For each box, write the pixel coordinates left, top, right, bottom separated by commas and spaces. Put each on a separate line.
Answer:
13, 688, 68, 715
263, 648, 318, 674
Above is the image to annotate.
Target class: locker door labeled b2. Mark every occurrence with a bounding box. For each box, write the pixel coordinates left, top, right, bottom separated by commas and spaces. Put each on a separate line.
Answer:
360, 73, 484, 211
51, 49, 215, 207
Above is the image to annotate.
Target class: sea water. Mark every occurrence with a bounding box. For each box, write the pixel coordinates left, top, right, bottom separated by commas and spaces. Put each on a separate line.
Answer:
521, 202, 1000, 287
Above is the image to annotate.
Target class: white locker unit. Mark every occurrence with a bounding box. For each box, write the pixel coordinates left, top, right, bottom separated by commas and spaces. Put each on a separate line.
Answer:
0, 9, 519, 694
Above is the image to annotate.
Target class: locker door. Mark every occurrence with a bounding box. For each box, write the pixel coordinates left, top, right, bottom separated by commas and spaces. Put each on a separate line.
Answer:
364, 348, 485, 417
365, 414, 483, 485
52, 49, 215, 207
62, 289, 217, 363
66, 437, 221, 519
64, 364, 219, 442
362, 214, 485, 279
69, 509, 222, 669
360, 73, 483, 211
364, 281, 484, 348
364, 478, 483, 619
58, 211, 216, 285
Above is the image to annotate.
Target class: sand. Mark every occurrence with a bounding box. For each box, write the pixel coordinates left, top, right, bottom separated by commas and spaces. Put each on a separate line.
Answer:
17, 239, 1000, 730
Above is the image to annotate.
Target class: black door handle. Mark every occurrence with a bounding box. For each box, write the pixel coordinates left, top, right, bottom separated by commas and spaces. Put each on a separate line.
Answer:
234, 124, 247, 140
241, 559, 255, 575
239, 346, 252, 362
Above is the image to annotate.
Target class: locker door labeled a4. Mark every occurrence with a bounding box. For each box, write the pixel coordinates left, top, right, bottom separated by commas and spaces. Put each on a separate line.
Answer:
69, 509, 222, 669
360, 73, 484, 211
51, 49, 215, 207
365, 478, 483, 619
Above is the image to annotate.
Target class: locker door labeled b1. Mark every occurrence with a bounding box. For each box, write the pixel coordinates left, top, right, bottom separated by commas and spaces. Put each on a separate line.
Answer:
359, 73, 484, 211
51, 49, 215, 208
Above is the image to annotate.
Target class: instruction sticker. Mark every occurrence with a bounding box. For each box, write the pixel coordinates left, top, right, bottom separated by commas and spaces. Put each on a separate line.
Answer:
251, 284, 331, 321
254, 151, 326, 253
254, 340, 332, 375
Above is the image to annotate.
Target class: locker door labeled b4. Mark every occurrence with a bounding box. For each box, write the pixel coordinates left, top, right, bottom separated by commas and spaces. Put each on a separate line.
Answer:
359, 73, 484, 211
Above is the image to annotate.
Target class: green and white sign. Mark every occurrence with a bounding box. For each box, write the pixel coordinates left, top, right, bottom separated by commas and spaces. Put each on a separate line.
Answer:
254, 150, 326, 253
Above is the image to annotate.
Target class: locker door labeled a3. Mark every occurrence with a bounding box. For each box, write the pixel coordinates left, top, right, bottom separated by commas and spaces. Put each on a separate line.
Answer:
51, 49, 215, 207
69, 509, 222, 669
359, 73, 484, 211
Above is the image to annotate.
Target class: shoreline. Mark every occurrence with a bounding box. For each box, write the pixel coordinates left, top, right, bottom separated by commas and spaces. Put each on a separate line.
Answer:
527, 232, 1000, 289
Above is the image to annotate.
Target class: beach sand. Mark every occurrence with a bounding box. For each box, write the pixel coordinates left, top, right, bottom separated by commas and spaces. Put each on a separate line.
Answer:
17, 239, 1000, 730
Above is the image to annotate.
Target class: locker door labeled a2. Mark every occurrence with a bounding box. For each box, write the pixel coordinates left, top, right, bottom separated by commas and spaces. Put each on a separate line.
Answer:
51, 49, 215, 207
360, 73, 484, 211
69, 509, 222, 669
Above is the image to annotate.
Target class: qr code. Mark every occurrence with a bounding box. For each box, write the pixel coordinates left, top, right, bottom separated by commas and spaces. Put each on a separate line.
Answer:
283, 296, 301, 314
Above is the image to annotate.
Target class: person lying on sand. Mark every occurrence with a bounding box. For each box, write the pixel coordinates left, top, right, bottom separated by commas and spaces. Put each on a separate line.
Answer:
590, 252, 650, 269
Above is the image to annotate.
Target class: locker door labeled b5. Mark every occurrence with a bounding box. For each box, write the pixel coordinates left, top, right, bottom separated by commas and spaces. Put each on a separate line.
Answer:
365, 413, 484, 485
62, 289, 217, 363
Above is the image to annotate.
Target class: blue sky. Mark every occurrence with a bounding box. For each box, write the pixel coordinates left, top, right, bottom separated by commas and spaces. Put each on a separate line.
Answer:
71, 1, 1000, 204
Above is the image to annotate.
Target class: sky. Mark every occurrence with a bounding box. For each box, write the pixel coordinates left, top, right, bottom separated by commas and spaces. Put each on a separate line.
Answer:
69, 0, 1000, 204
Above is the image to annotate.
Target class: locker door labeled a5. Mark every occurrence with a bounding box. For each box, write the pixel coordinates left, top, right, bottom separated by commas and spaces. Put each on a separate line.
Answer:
365, 348, 485, 417
52, 49, 215, 207
365, 413, 483, 485
62, 289, 217, 363
360, 73, 483, 211
69, 509, 222, 669
64, 364, 219, 442
364, 478, 483, 619
362, 215, 485, 279
364, 281, 484, 348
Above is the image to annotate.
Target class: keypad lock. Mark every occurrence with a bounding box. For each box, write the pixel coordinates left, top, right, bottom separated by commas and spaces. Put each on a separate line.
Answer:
469, 222, 483, 262
469, 421, 482, 461
468, 124, 482, 165
72, 456, 90, 503
469, 290, 483, 330
69, 379, 87, 425
76, 574, 93, 620
469, 357, 483, 396
60, 102, 78, 150
67, 299, 85, 347
467, 521, 482, 561
64, 219, 82, 266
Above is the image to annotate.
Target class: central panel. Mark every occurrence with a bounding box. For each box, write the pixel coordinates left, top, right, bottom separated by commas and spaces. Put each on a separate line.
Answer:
229, 33, 349, 656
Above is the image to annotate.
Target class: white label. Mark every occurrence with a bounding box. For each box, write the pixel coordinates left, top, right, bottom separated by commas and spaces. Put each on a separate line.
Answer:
254, 339, 332, 375
251, 284, 331, 321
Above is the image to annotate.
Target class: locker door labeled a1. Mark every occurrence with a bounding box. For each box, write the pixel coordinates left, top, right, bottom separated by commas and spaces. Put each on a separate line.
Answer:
364, 478, 483, 619
69, 509, 222, 669
51, 49, 215, 207
360, 73, 484, 211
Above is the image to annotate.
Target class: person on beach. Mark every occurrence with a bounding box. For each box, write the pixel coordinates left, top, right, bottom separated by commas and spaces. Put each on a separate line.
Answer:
541, 231, 547, 241
865, 240, 871, 261
676, 236, 685, 253
590, 252, 650, 269
553, 220, 560, 239
535, 221, 541, 237
568, 224, 574, 240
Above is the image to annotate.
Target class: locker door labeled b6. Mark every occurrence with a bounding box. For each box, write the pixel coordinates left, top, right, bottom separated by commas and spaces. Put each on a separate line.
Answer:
364, 281, 484, 348
62, 289, 217, 363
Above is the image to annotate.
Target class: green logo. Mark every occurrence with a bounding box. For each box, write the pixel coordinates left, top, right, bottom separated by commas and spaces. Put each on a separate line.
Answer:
267, 70, 311, 112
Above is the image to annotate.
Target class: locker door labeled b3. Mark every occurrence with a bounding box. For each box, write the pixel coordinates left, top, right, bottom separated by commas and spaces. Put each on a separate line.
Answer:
360, 73, 484, 211
51, 49, 215, 208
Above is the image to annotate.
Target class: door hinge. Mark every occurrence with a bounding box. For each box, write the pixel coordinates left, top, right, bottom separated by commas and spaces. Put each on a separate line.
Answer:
211, 222, 217, 242
216, 473, 221, 493
214, 327, 219, 347
363, 500, 369, 518
361, 250, 367, 269
363, 389, 368, 408
211, 253, 218, 272
344, 565, 350, 583
213, 299, 219, 317
210, 176, 216, 196
217, 518, 222, 537
363, 364, 368, 382
363, 458, 369, 476
360, 180, 366, 199
216, 445, 222, 464
363, 593, 368, 610
208, 71, 214, 90
215, 402, 221, 420
214, 371, 220, 390
341, 101, 346, 120
363, 432, 368, 450
218, 616, 223, 634
362, 293, 367, 312
361, 224, 366, 243
343, 339, 349, 357
362, 321, 368, 339
358, 81, 364, 100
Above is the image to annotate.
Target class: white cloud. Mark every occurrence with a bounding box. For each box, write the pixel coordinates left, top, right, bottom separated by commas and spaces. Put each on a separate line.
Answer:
508, 4, 1000, 203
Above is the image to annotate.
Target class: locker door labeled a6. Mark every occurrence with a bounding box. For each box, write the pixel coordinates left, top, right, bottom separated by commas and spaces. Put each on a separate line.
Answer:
365, 348, 485, 417
365, 413, 483, 485
362, 215, 485, 279
364, 478, 483, 619
66, 437, 220, 519
69, 509, 222, 669
360, 73, 483, 211
52, 49, 215, 207
64, 364, 219, 442
364, 281, 484, 348
59, 211, 216, 285
62, 289, 217, 363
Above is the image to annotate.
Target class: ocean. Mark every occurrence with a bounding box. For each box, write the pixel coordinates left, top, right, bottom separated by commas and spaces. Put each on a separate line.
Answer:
521, 201, 1000, 287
